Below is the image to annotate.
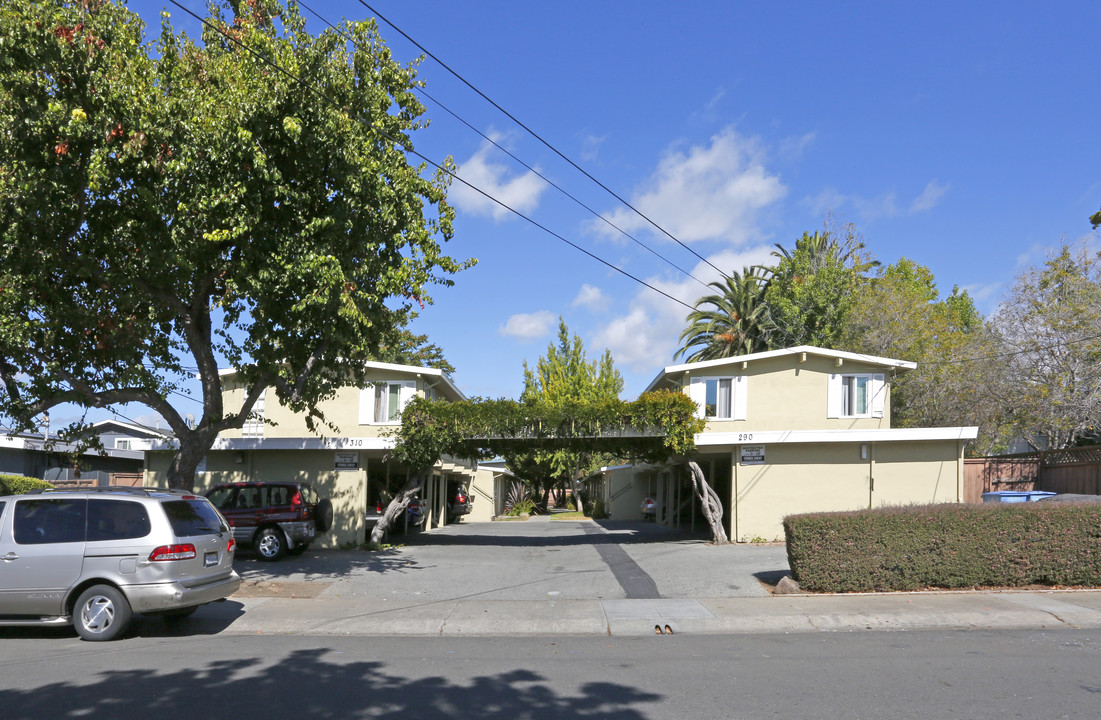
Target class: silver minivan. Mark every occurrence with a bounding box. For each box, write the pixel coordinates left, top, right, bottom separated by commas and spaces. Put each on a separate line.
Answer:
0, 487, 241, 641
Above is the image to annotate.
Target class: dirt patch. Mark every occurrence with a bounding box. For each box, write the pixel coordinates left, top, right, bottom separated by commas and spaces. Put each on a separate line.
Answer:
233, 580, 331, 599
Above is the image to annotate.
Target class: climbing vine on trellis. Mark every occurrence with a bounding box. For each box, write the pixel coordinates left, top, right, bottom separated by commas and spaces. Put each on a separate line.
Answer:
370, 390, 730, 544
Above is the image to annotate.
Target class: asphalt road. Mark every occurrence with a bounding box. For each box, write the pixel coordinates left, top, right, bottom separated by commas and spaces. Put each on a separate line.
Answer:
1, 630, 1099, 719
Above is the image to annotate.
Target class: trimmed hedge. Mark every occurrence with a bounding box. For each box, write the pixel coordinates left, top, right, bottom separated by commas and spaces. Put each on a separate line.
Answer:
0, 474, 53, 495
784, 502, 1101, 593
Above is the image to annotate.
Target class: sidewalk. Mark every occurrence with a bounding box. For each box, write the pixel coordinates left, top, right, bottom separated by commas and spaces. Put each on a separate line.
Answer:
195, 515, 1101, 637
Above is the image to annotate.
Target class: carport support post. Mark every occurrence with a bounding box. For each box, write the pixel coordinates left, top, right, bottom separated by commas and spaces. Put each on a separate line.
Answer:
686, 458, 729, 544
370, 470, 427, 545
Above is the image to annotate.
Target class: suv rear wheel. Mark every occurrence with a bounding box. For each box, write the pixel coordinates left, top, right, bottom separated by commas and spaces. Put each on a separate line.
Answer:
74, 584, 133, 642
256, 526, 287, 561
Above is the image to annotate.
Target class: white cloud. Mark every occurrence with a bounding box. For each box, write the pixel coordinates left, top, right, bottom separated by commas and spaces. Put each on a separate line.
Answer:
778, 132, 817, 162
450, 133, 547, 221
572, 284, 610, 312
804, 179, 949, 222
590, 127, 787, 246
909, 180, 950, 213
579, 132, 607, 162
593, 245, 776, 374
498, 311, 556, 342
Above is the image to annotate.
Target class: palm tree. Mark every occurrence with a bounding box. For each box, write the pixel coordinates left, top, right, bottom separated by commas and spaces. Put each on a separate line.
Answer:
675, 267, 772, 362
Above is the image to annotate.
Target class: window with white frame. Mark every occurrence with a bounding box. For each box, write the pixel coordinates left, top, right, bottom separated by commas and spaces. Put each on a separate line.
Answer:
827, 373, 885, 419
242, 389, 266, 438
688, 376, 747, 420
114, 438, 132, 450
360, 381, 416, 425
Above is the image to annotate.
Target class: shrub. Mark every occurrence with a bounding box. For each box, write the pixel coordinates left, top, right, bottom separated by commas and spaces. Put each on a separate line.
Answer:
505, 498, 538, 517
0, 474, 53, 495
784, 502, 1101, 593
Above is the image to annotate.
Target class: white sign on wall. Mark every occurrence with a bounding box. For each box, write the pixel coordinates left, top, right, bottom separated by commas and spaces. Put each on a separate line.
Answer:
740, 445, 765, 465
334, 452, 359, 470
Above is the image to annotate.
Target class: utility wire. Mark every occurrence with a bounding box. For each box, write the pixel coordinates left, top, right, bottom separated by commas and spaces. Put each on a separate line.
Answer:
164, 1, 697, 313
355, 0, 733, 282
298, 1, 710, 291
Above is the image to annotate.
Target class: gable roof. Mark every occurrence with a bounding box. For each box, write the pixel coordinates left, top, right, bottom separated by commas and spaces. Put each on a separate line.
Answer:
217, 360, 466, 402
644, 345, 916, 393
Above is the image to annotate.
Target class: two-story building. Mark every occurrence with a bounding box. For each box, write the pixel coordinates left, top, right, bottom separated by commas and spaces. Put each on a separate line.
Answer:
142, 361, 500, 547
587, 346, 978, 541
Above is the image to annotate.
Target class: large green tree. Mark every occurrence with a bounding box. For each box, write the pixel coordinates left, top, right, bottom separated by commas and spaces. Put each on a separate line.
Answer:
841, 258, 1006, 453
992, 242, 1101, 450
0, 1, 472, 487
675, 267, 771, 362
509, 318, 623, 514
763, 228, 877, 348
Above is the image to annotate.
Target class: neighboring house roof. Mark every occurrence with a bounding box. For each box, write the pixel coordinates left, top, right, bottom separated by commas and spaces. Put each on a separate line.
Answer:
0, 431, 146, 461
217, 360, 466, 402
91, 419, 173, 439
645, 345, 917, 393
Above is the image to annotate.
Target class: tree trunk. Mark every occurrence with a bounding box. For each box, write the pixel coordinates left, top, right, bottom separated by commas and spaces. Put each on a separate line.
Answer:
165, 429, 216, 491
687, 459, 729, 544
370, 471, 425, 545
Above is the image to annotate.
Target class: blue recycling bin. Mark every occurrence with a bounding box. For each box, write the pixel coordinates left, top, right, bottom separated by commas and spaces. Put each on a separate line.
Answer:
982, 491, 1057, 503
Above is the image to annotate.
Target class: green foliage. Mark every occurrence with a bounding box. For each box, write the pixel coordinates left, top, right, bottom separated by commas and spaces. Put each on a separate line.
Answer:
992, 242, 1101, 449
841, 257, 1003, 452
784, 502, 1101, 592
511, 319, 624, 500
0, 1, 472, 486
675, 224, 877, 360
504, 498, 538, 517
676, 267, 770, 362
390, 391, 704, 472
764, 229, 877, 348
0, 474, 53, 494
587, 497, 608, 519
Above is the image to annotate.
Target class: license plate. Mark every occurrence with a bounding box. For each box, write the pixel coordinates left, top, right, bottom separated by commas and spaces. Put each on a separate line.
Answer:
204, 551, 219, 567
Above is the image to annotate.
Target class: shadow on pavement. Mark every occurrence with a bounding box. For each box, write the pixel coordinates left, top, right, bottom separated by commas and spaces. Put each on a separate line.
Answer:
398, 518, 711, 548
0, 646, 663, 720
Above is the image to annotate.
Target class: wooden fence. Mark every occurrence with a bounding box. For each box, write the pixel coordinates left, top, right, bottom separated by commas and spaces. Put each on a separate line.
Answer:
963, 446, 1101, 503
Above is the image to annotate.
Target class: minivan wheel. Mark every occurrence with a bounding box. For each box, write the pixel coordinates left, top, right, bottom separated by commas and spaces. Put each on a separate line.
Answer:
256, 527, 287, 561
74, 585, 132, 642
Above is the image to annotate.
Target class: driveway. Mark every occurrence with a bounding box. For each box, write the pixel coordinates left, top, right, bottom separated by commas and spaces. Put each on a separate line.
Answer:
233, 515, 791, 602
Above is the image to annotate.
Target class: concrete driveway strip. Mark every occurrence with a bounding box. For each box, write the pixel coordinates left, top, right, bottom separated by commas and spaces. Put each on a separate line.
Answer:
218, 516, 1101, 637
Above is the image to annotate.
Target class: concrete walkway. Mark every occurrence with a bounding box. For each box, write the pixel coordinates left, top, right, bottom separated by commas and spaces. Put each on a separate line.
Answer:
189, 515, 1101, 637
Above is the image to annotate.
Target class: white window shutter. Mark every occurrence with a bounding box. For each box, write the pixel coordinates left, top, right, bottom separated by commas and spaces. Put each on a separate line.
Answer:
733, 376, 748, 420
688, 378, 706, 419
871, 374, 886, 418
359, 387, 374, 425
398, 381, 417, 416
827, 374, 842, 418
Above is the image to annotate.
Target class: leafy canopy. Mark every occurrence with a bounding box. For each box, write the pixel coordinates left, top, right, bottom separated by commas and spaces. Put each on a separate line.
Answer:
390, 391, 705, 473
0, 0, 472, 484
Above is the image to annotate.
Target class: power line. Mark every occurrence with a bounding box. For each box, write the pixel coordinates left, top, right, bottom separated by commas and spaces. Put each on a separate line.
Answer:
355, 0, 733, 283
297, 1, 711, 291
163, 1, 697, 313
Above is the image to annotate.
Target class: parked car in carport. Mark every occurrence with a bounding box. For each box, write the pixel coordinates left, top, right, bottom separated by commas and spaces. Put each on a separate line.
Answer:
205, 482, 333, 561
448, 482, 473, 523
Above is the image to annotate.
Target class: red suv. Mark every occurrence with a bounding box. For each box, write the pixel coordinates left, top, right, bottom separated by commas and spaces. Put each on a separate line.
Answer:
205, 482, 333, 561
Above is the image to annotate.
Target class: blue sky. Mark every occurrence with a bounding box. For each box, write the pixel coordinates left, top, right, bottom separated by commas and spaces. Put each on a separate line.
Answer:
88, 1, 1101, 427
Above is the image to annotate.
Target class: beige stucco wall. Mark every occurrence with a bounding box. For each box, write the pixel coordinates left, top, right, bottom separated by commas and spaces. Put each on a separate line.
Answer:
729, 439, 964, 542
146, 449, 367, 547
678, 354, 895, 432
465, 468, 497, 523
219, 367, 444, 440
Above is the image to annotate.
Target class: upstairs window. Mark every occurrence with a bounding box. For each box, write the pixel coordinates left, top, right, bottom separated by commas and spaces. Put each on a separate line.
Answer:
828, 373, 886, 419
688, 376, 747, 420
359, 381, 416, 425
241, 389, 266, 438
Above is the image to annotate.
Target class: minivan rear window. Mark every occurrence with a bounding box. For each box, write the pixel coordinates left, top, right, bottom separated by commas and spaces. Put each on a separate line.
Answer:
162, 499, 228, 537
87, 499, 151, 541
